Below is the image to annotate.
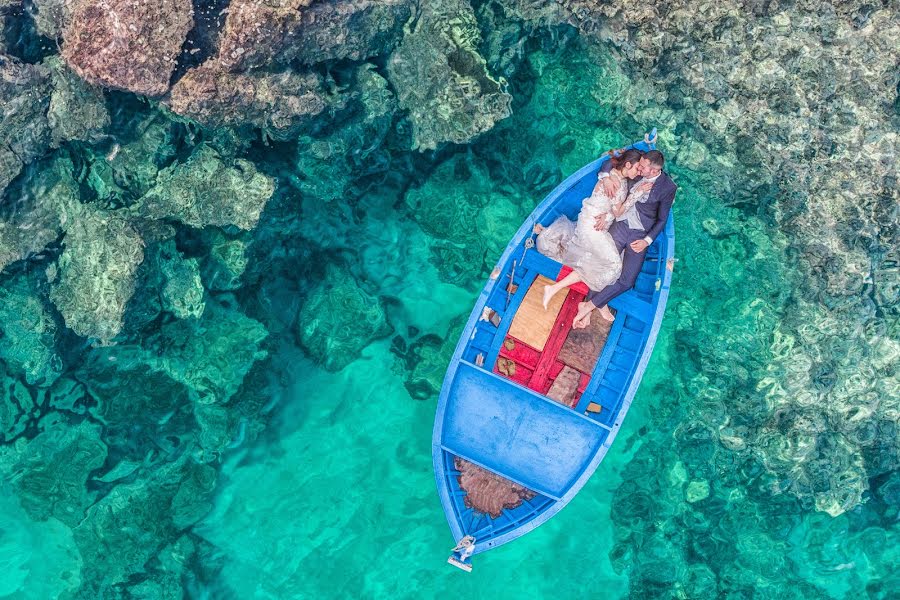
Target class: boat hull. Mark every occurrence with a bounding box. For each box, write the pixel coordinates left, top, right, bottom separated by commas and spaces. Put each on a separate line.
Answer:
432, 134, 674, 563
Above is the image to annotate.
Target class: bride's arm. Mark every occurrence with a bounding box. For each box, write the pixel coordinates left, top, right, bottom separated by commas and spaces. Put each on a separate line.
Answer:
592, 170, 622, 199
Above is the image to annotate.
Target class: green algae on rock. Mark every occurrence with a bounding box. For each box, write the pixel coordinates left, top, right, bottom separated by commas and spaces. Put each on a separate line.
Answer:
297, 264, 391, 372
386, 0, 512, 149
49, 205, 144, 341
137, 143, 276, 230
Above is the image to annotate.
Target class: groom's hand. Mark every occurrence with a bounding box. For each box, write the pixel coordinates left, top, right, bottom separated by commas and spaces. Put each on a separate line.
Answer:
629, 239, 649, 252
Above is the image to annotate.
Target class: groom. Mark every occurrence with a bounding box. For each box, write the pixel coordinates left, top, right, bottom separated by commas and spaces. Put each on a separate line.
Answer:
573, 150, 676, 328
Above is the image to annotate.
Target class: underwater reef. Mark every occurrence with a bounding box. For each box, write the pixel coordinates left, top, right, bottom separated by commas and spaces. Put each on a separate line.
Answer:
0, 0, 897, 597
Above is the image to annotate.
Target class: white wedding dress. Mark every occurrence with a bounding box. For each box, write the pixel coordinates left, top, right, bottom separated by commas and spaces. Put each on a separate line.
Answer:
536, 173, 626, 290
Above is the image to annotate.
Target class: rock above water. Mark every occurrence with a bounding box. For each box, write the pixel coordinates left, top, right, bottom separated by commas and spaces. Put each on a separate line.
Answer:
61, 0, 194, 96
217, 0, 414, 71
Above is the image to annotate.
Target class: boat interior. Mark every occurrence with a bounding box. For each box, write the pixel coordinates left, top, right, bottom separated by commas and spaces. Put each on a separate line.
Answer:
437, 165, 672, 547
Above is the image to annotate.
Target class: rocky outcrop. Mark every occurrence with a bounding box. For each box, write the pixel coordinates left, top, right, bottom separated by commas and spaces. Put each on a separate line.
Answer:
61, 0, 194, 96
216, 0, 414, 71
297, 264, 390, 372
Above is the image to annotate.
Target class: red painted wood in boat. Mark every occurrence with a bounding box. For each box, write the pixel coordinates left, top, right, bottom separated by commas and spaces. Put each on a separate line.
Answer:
528, 289, 583, 393
494, 286, 597, 409
498, 337, 541, 369
493, 359, 533, 386
556, 266, 591, 297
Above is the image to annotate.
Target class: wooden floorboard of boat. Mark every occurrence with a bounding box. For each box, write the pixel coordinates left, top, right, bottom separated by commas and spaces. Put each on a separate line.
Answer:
507, 275, 565, 352
557, 308, 616, 373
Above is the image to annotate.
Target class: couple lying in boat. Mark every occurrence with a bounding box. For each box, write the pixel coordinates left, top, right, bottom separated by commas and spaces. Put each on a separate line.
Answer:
535, 149, 676, 328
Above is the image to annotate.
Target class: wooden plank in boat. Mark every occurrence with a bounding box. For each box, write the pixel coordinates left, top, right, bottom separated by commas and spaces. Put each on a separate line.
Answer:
557, 308, 616, 374
547, 365, 581, 406
507, 275, 566, 352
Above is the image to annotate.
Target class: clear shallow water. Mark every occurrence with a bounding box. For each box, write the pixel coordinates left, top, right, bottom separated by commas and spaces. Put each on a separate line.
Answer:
1, 6, 898, 600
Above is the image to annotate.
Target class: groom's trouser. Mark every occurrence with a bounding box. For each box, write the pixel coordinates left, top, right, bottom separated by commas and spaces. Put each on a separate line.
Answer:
587, 221, 648, 309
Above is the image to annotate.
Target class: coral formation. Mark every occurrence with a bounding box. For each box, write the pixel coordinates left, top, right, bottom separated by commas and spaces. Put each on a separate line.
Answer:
386, 0, 512, 149
61, 0, 193, 96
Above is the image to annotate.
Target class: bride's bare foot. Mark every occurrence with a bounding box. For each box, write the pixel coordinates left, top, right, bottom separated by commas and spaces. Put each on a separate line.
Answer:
542, 285, 555, 310
533, 223, 545, 234
598, 305, 615, 323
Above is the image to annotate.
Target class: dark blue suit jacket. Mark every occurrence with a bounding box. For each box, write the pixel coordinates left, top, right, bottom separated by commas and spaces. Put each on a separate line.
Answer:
599, 161, 676, 243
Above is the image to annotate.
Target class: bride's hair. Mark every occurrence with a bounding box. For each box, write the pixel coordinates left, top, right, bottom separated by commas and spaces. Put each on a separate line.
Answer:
609, 149, 643, 170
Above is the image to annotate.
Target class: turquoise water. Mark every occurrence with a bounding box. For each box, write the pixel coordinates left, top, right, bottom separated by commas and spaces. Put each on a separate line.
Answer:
1, 3, 898, 599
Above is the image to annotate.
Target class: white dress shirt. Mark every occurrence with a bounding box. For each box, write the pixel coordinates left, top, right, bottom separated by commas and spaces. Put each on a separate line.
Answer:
599, 170, 658, 245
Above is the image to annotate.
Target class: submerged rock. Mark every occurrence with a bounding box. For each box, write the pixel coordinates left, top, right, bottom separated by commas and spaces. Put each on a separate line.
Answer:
168, 61, 330, 137
0, 274, 61, 386
297, 264, 390, 372
146, 299, 268, 404
293, 63, 396, 201
386, 0, 512, 150
49, 206, 145, 341
61, 0, 194, 96
200, 229, 250, 291
46, 56, 109, 146
216, 0, 414, 71
0, 54, 51, 194
1, 418, 108, 527
0, 153, 76, 272
31, 0, 69, 39
136, 143, 276, 230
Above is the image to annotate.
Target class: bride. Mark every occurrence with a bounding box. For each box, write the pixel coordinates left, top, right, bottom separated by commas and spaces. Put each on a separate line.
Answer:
535, 149, 645, 322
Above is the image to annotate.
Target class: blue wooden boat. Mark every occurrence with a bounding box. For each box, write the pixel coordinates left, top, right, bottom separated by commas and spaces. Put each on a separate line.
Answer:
432, 131, 674, 570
